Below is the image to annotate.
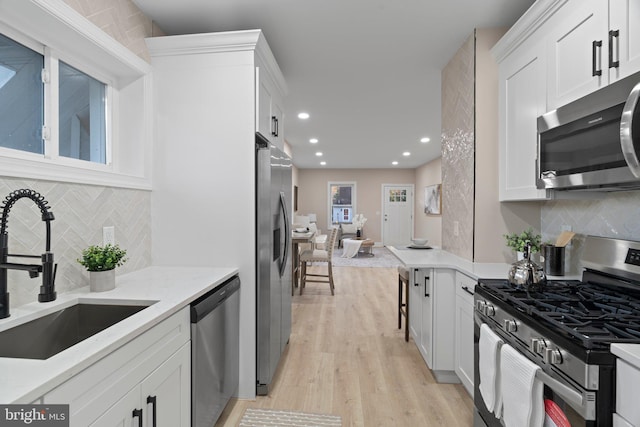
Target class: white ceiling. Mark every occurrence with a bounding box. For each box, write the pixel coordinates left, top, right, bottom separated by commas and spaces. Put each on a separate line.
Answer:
132, 0, 535, 169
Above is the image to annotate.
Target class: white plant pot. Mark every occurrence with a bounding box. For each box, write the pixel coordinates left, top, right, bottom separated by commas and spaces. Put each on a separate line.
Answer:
89, 269, 116, 292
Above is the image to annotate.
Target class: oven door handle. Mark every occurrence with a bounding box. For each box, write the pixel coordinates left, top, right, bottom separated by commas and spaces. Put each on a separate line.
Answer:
536, 369, 583, 409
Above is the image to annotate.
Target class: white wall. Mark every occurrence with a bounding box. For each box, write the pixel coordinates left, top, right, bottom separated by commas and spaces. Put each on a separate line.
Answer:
414, 158, 442, 248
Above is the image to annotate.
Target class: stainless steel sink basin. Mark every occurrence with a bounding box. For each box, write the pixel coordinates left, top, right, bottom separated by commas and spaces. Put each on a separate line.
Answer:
0, 303, 151, 360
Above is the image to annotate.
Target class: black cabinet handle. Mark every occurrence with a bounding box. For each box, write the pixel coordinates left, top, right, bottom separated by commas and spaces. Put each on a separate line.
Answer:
592, 40, 603, 76
132, 409, 143, 427
462, 286, 474, 296
424, 276, 430, 298
609, 30, 620, 69
271, 116, 278, 137
147, 395, 157, 427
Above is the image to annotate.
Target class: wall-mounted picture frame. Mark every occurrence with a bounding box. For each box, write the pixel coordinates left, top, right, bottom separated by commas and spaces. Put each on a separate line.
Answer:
424, 184, 442, 215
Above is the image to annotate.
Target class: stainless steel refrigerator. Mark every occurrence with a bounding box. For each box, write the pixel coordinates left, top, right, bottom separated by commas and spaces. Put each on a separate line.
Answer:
256, 133, 292, 395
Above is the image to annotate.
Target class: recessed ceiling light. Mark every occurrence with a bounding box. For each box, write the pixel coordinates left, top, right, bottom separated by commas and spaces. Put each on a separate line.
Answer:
309, 138, 318, 144
298, 112, 310, 119
315, 152, 323, 156
392, 161, 398, 166
320, 161, 326, 166
420, 137, 430, 143
403, 152, 411, 156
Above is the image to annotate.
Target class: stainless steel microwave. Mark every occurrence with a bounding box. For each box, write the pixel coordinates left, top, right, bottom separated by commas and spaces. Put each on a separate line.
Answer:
537, 71, 640, 191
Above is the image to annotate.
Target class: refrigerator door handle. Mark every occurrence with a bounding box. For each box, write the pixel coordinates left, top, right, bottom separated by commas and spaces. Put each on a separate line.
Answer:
279, 191, 290, 277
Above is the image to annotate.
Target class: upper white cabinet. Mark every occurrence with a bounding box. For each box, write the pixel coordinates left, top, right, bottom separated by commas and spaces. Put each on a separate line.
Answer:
548, 0, 640, 108
546, 0, 609, 109
493, 0, 640, 201
256, 62, 286, 150
610, 0, 640, 83
498, 36, 549, 201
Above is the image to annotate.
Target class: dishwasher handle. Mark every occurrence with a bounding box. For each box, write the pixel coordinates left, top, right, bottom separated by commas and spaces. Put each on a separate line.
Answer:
190, 276, 240, 323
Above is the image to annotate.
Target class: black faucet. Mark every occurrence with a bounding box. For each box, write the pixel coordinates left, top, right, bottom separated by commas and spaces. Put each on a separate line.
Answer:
0, 189, 57, 319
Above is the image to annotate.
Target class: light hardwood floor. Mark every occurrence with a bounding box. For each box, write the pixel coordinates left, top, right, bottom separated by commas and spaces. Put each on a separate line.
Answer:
215, 265, 474, 426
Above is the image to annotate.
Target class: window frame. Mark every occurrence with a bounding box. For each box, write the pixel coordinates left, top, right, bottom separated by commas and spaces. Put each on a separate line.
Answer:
327, 181, 357, 228
0, 0, 152, 190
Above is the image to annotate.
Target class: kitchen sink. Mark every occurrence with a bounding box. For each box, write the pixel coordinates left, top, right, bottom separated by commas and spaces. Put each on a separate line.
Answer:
0, 302, 152, 360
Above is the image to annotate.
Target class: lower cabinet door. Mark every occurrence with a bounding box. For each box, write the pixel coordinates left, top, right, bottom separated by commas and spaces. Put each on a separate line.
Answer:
455, 294, 475, 395
90, 387, 141, 427
140, 343, 191, 427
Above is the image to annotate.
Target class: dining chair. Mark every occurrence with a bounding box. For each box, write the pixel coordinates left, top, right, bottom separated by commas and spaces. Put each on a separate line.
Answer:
299, 227, 338, 295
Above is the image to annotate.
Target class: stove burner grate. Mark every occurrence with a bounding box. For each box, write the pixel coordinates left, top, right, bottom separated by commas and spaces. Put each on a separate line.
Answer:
478, 278, 640, 349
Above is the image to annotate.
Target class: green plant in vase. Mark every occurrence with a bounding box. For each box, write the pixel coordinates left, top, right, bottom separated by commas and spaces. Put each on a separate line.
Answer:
78, 244, 128, 292
504, 228, 542, 255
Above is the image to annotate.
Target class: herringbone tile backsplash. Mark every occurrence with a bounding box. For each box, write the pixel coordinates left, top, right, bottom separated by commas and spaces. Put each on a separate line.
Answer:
0, 178, 151, 308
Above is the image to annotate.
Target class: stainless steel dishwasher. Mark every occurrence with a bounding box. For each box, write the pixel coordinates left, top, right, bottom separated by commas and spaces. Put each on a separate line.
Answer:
190, 275, 240, 427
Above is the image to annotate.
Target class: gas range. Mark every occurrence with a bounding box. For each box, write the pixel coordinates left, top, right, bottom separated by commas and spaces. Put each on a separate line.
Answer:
474, 236, 640, 427
477, 275, 640, 352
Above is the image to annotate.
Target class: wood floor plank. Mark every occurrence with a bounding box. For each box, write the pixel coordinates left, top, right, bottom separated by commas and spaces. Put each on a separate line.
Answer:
215, 265, 473, 426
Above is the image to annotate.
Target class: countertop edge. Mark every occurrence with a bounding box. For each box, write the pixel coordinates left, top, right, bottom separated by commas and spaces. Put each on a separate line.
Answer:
0, 265, 239, 403
612, 343, 640, 368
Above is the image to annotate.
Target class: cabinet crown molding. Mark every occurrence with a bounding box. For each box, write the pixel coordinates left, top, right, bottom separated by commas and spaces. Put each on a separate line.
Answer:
492, 0, 568, 63
146, 29, 287, 96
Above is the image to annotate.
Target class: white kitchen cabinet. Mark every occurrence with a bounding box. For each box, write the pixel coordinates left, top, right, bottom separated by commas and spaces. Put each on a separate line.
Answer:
408, 268, 421, 343
547, 0, 640, 109
256, 63, 286, 151
497, 36, 550, 201
610, 0, 640, 83
411, 268, 458, 383
455, 272, 476, 396
90, 344, 190, 427
615, 357, 640, 427
546, 0, 609, 109
44, 308, 191, 427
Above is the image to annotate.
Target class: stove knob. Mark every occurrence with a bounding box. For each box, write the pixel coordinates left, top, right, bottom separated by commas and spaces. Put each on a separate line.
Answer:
544, 348, 563, 365
484, 304, 496, 317
503, 319, 517, 332
475, 300, 487, 313
530, 338, 546, 354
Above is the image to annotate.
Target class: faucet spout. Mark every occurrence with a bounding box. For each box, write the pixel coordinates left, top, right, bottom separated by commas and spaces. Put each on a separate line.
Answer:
0, 189, 57, 319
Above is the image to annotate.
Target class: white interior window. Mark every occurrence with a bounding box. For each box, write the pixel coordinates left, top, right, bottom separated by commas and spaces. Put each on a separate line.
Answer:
0, 2, 152, 190
58, 61, 107, 164
0, 33, 44, 155
328, 182, 356, 226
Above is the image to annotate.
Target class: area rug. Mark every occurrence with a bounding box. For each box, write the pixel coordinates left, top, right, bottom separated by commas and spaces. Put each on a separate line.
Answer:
331, 246, 402, 268
239, 408, 342, 426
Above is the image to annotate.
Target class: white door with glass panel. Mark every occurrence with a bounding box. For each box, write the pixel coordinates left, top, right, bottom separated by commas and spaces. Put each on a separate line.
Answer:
382, 185, 413, 246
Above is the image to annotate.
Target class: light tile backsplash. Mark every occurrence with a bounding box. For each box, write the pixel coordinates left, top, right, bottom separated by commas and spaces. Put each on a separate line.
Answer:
0, 178, 151, 309
541, 191, 640, 274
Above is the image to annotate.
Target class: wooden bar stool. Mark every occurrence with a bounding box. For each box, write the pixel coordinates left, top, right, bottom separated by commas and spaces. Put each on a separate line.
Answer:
398, 266, 410, 342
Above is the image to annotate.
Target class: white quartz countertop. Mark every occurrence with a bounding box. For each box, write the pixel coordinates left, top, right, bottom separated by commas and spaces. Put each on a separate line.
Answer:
388, 246, 577, 281
612, 343, 640, 368
388, 246, 511, 279
0, 266, 238, 404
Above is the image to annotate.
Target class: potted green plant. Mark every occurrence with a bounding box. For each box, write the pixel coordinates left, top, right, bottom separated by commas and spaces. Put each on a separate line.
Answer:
77, 244, 128, 292
504, 228, 542, 260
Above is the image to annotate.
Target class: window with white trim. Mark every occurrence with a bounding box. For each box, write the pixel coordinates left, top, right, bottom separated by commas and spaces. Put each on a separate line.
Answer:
0, 31, 109, 166
329, 182, 356, 225
0, 2, 152, 190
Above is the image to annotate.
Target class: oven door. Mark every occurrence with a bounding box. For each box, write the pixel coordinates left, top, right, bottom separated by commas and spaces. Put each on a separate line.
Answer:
473, 315, 599, 427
